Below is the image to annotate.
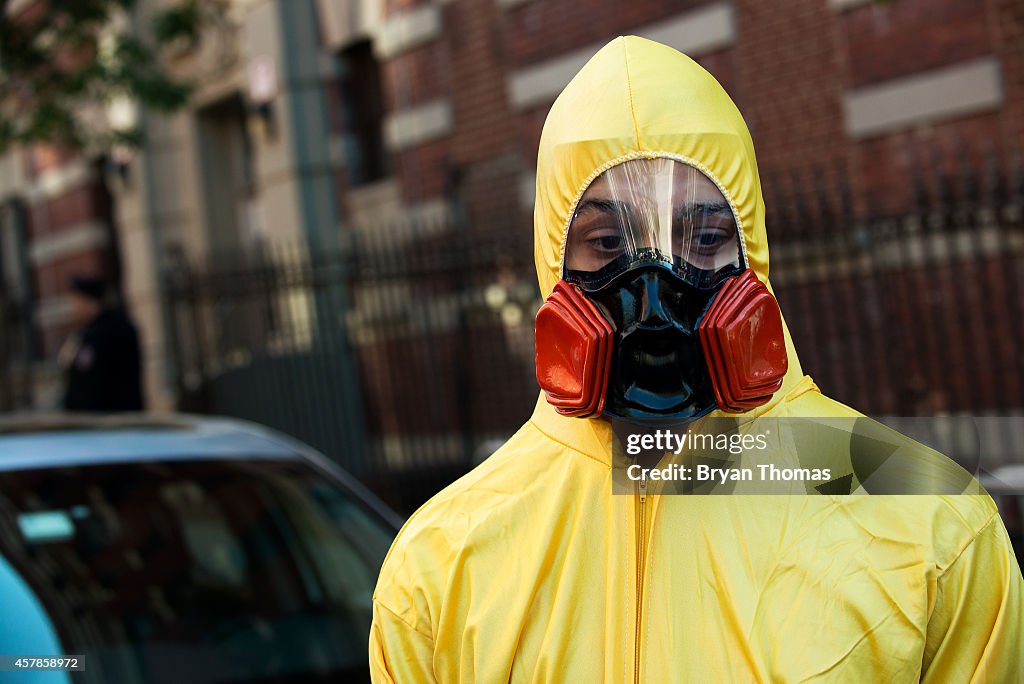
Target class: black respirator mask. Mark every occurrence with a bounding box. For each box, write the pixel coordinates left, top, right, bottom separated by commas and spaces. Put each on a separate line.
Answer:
535, 159, 788, 424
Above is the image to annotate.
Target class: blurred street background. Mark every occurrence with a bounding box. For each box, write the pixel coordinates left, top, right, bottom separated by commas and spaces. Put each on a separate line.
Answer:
1, 0, 1023, 514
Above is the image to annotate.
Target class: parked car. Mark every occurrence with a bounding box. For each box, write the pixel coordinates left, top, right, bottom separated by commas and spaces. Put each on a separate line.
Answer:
0, 414, 402, 684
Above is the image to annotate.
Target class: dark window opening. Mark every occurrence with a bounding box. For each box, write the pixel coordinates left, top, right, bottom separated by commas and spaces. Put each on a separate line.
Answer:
339, 40, 388, 186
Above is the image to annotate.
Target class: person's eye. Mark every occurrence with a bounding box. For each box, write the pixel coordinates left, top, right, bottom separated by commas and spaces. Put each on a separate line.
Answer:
698, 231, 724, 246
691, 229, 730, 250
586, 233, 624, 253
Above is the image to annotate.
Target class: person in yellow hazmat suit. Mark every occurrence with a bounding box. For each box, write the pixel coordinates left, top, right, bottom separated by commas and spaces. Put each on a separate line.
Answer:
370, 36, 1023, 682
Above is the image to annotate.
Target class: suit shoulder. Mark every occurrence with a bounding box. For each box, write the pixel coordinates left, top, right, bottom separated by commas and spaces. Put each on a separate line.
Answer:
373, 420, 570, 614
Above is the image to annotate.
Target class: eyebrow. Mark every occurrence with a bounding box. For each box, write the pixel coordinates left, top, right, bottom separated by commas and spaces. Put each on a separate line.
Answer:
575, 198, 629, 216
575, 198, 733, 217
677, 201, 733, 216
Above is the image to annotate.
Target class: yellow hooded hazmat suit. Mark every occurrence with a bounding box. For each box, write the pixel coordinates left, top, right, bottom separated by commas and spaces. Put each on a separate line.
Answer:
370, 37, 1023, 682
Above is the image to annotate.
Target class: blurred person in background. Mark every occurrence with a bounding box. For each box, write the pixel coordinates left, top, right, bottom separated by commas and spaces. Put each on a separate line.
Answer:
60, 275, 144, 412
369, 37, 1022, 682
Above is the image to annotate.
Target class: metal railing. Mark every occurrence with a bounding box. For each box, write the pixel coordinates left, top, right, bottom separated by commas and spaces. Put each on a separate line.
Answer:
767, 156, 1024, 416
164, 220, 540, 513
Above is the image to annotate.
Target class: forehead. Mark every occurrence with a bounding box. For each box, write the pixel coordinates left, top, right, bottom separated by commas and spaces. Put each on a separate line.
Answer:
580, 159, 726, 203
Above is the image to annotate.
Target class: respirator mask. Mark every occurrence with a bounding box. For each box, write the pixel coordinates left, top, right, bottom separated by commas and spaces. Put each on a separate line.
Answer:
535, 158, 788, 424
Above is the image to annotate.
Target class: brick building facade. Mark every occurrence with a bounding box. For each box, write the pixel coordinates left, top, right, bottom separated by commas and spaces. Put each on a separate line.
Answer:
347, 0, 1021, 227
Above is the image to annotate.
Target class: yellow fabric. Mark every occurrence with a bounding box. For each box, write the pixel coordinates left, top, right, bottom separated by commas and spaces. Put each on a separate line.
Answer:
371, 37, 1023, 682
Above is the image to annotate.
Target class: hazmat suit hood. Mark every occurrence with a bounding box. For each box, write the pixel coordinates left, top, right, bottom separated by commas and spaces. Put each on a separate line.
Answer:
533, 35, 804, 427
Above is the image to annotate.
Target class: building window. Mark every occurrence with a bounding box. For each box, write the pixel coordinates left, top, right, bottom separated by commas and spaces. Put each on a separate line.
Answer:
339, 40, 388, 186
196, 94, 258, 256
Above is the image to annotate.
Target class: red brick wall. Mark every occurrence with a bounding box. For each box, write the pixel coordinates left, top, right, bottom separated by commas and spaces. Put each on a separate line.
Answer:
842, 0, 992, 88
992, 0, 1024, 148
331, 0, 1021, 227
839, 0, 1015, 218
27, 185, 103, 239
382, 42, 451, 112
395, 139, 451, 202
503, 0, 712, 68
854, 111, 1004, 216
731, 0, 848, 205
32, 250, 107, 301
445, 0, 520, 227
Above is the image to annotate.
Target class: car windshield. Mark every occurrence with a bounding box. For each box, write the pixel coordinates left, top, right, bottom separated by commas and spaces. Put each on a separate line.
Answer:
0, 458, 396, 683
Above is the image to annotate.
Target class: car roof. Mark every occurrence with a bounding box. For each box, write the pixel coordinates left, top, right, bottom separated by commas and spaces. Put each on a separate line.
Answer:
0, 414, 305, 470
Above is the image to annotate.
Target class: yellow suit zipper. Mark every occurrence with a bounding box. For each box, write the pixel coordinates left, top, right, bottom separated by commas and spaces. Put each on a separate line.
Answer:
634, 476, 648, 684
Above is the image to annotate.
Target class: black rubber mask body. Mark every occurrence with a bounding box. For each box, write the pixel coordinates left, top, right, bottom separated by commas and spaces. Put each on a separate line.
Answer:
586, 263, 720, 425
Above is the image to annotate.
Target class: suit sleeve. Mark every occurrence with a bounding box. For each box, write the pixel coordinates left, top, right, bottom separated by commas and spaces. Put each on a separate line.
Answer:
921, 511, 1024, 682
369, 599, 437, 684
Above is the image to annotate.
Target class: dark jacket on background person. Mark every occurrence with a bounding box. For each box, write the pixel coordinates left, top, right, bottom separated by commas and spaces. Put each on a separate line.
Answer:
63, 307, 144, 412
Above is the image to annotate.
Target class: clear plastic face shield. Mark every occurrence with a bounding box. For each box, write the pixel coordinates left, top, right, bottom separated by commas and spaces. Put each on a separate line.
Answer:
563, 158, 745, 291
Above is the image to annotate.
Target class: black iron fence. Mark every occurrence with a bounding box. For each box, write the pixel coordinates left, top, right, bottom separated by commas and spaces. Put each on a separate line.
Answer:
767, 156, 1024, 416
164, 220, 540, 513
162, 157, 1024, 514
